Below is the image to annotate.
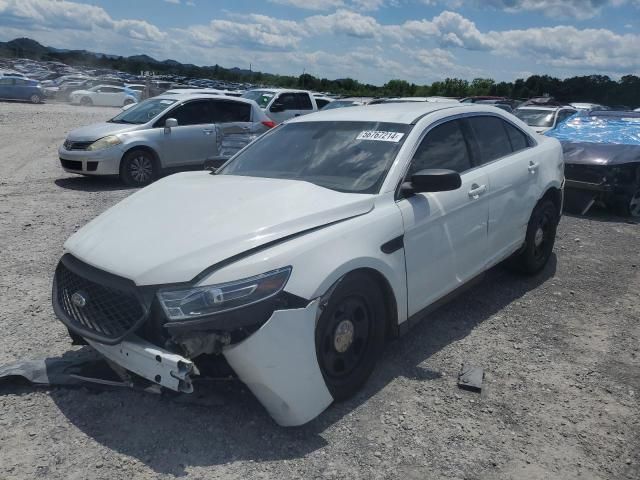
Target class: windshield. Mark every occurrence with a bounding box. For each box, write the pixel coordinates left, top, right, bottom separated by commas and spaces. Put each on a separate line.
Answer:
218, 121, 411, 194
242, 90, 275, 108
109, 98, 176, 124
515, 109, 555, 127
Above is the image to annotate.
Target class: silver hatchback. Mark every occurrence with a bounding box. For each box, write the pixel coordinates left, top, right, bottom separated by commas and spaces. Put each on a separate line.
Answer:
59, 93, 275, 186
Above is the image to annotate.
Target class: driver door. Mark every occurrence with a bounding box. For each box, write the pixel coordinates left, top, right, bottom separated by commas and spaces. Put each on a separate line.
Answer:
267, 92, 299, 124
155, 99, 217, 167
397, 119, 490, 316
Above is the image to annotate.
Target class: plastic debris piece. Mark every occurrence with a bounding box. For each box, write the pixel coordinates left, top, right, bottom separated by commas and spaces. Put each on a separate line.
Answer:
458, 363, 484, 393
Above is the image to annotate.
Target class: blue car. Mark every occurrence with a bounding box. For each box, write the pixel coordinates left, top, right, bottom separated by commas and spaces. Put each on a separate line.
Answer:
0, 76, 44, 103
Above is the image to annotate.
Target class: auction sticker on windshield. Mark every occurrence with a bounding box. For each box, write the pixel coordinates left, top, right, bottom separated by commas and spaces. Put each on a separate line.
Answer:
356, 131, 405, 142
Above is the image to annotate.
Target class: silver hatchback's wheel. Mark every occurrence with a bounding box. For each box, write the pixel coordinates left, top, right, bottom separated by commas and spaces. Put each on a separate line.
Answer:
120, 150, 157, 187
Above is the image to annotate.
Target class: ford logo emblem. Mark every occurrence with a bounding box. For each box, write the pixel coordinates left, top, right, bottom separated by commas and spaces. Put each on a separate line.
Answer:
71, 291, 88, 308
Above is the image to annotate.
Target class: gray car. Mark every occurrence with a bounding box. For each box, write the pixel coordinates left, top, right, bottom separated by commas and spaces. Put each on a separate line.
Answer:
59, 94, 274, 186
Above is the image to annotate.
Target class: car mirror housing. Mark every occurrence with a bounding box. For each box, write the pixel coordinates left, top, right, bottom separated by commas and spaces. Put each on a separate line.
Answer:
401, 169, 462, 196
270, 102, 285, 113
165, 118, 178, 128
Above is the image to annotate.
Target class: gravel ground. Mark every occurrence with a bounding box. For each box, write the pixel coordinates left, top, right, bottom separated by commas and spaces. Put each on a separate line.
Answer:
0, 101, 638, 480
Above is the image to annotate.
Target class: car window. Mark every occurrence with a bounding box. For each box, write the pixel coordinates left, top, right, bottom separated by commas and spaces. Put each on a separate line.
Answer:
210, 100, 251, 122
408, 120, 472, 176
14, 79, 28, 86
503, 121, 530, 152
102, 87, 122, 93
0, 78, 11, 86
296, 93, 313, 110
162, 100, 212, 126
277, 93, 298, 111
241, 90, 274, 108
220, 121, 412, 194
315, 98, 331, 109
557, 110, 575, 123
466, 116, 513, 165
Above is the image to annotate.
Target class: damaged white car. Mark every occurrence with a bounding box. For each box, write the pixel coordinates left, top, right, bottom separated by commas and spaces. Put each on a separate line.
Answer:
52, 104, 564, 426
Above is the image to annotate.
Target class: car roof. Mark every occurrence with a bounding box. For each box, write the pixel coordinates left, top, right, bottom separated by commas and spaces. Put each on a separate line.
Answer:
246, 88, 311, 94
153, 93, 258, 106
517, 106, 573, 111
288, 102, 471, 125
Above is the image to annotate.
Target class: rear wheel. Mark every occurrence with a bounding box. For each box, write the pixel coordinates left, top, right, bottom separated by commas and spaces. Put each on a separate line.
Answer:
508, 199, 558, 274
315, 272, 386, 400
119, 149, 157, 187
80, 97, 93, 106
30, 94, 41, 104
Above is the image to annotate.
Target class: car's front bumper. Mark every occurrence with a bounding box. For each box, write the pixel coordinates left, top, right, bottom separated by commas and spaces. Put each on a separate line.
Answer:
79, 299, 333, 426
58, 145, 123, 176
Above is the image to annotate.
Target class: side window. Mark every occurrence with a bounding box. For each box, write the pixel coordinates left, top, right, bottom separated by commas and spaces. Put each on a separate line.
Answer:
503, 121, 530, 152
277, 93, 298, 111
296, 93, 313, 110
315, 98, 330, 109
103, 87, 121, 93
408, 120, 472, 177
466, 116, 513, 165
210, 100, 251, 122
162, 100, 212, 126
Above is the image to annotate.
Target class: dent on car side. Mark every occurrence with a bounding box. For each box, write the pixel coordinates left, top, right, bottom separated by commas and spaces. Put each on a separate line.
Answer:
53, 104, 564, 426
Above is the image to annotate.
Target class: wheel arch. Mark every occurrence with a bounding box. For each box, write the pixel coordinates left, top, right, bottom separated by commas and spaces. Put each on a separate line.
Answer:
540, 186, 563, 218
120, 145, 161, 171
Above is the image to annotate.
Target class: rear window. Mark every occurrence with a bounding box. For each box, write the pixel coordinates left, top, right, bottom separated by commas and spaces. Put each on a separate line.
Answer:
242, 90, 274, 108
466, 116, 513, 164
211, 100, 251, 122
503, 121, 530, 152
296, 93, 313, 110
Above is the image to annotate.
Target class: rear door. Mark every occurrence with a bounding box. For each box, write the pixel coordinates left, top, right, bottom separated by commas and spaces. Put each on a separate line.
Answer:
398, 118, 490, 316
267, 92, 298, 124
0, 78, 10, 98
210, 99, 257, 164
464, 115, 541, 266
154, 99, 217, 167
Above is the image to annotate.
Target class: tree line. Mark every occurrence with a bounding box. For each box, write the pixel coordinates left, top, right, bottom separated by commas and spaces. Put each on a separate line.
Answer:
3, 37, 639, 107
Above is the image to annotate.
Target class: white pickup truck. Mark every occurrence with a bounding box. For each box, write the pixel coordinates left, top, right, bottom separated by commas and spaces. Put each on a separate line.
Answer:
241, 88, 319, 124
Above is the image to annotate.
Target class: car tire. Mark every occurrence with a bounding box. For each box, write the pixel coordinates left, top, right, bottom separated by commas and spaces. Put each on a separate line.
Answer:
80, 97, 93, 106
508, 199, 559, 274
613, 189, 640, 217
315, 272, 386, 401
119, 149, 157, 187
30, 94, 41, 104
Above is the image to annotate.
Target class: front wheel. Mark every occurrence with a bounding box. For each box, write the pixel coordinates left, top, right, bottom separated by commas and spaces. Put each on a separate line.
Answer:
30, 94, 41, 104
315, 272, 386, 401
119, 150, 157, 187
509, 199, 559, 274
80, 97, 93, 106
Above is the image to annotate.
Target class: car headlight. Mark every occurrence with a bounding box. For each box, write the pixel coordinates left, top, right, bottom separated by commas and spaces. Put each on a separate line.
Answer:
157, 267, 292, 321
86, 135, 122, 151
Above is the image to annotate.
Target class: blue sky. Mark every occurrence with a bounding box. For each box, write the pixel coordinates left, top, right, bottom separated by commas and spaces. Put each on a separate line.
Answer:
0, 0, 638, 85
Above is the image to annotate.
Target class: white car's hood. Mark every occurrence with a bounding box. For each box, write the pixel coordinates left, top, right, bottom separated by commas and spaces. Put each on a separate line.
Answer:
66, 122, 139, 141
64, 172, 375, 285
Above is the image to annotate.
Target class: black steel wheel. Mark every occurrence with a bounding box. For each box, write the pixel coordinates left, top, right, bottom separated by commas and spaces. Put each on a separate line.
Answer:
509, 199, 558, 274
315, 272, 386, 401
120, 149, 157, 187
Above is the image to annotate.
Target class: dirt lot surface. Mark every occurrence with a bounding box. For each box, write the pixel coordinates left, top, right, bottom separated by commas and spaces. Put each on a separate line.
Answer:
0, 101, 639, 480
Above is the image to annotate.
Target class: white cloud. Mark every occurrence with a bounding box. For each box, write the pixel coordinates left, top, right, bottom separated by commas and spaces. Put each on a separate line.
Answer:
306, 9, 382, 38
164, 0, 181, 4
0, 0, 164, 41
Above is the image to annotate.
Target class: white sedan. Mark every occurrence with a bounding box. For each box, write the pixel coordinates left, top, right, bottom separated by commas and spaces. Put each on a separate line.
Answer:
51, 103, 564, 426
69, 85, 137, 107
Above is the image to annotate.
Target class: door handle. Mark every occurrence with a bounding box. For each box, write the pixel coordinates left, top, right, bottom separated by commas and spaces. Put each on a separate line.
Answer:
528, 161, 539, 174
203, 129, 214, 135
468, 184, 487, 199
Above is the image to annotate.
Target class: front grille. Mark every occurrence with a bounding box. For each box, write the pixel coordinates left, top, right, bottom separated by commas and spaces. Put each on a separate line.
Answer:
53, 256, 147, 343
64, 140, 93, 151
60, 159, 82, 170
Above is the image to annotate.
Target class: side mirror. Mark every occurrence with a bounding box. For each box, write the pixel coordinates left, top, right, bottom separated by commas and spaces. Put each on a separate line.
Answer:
400, 169, 461, 196
270, 102, 285, 113
164, 118, 178, 134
